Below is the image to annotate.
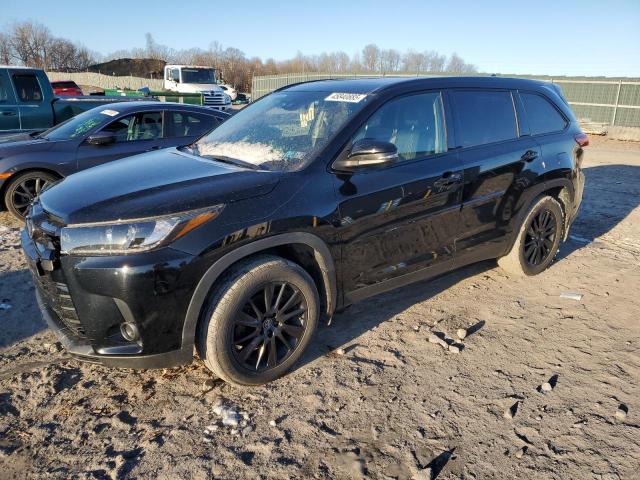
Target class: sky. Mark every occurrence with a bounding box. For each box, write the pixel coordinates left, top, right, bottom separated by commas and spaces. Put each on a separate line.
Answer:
2, 0, 640, 77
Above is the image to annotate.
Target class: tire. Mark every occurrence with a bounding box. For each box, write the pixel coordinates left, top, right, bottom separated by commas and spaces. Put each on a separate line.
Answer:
3, 171, 58, 221
498, 196, 564, 276
197, 255, 319, 386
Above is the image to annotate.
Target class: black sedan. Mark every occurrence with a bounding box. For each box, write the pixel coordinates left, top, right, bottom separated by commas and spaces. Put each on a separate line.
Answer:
0, 102, 229, 220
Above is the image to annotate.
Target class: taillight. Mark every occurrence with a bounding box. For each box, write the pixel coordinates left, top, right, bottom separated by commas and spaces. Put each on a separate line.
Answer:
575, 133, 589, 147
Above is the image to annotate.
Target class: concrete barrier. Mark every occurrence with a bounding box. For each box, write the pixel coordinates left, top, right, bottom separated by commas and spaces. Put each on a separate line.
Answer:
606, 126, 640, 142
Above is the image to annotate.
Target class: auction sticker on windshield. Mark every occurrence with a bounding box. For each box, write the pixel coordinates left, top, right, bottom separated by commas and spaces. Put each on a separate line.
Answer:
325, 93, 367, 103
100, 109, 119, 117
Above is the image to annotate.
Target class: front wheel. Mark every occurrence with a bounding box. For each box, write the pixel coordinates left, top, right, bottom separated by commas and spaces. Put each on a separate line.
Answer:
3, 171, 58, 221
197, 255, 319, 386
498, 196, 564, 276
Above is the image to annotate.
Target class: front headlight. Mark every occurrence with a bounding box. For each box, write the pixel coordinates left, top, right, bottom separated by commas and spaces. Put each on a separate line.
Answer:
60, 205, 224, 255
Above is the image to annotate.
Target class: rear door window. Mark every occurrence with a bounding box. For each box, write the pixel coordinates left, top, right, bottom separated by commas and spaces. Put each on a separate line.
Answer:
521, 92, 567, 135
12, 74, 44, 103
352, 91, 446, 162
450, 90, 517, 148
168, 112, 218, 138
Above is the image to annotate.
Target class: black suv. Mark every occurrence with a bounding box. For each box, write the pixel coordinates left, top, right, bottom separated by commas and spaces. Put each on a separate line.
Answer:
22, 77, 586, 385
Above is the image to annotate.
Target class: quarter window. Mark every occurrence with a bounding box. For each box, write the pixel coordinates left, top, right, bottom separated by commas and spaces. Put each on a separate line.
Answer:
12, 74, 43, 103
169, 112, 217, 138
451, 90, 517, 147
521, 93, 567, 135
352, 92, 446, 162
0, 77, 7, 101
102, 112, 163, 142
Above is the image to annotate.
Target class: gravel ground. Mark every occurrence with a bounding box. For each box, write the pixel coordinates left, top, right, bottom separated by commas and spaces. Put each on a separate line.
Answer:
0, 137, 639, 480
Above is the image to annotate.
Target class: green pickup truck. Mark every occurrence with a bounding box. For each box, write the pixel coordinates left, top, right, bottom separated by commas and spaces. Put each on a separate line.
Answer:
0, 67, 150, 136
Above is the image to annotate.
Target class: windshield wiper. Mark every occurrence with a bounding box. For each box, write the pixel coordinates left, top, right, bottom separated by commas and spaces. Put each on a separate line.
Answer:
205, 155, 262, 170
185, 144, 261, 170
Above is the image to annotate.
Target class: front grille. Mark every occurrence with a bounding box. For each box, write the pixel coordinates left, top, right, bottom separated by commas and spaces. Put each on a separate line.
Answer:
35, 277, 86, 338
202, 91, 227, 106
27, 202, 86, 340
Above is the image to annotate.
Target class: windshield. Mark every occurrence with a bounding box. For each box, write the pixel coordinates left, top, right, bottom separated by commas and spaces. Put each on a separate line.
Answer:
193, 91, 369, 171
41, 108, 117, 141
181, 68, 216, 84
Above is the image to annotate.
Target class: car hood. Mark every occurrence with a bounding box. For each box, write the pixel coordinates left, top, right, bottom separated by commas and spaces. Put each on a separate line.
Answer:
0, 137, 55, 153
39, 148, 281, 224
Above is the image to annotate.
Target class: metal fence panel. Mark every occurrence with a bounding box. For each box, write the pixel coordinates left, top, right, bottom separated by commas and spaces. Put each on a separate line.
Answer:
251, 73, 640, 128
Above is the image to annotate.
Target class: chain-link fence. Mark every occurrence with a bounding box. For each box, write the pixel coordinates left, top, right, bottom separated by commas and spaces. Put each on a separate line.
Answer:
251, 73, 640, 128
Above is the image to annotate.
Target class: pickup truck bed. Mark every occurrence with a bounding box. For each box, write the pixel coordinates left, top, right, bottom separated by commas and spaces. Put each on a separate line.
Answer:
0, 67, 151, 135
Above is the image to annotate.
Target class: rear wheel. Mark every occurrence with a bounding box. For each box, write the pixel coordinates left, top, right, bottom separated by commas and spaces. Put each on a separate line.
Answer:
498, 196, 564, 276
197, 255, 319, 386
3, 171, 58, 221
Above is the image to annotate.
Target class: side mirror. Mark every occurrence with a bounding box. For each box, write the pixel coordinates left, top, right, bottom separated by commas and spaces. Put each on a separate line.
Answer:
86, 131, 116, 146
333, 139, 398, 172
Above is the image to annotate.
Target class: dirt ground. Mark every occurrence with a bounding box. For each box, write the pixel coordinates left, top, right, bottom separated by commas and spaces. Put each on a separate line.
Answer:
0, 137, 638, 480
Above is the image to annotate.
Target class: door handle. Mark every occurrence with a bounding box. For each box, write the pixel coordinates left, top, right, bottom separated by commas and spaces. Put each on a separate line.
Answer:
1, 111, 16, 116
434, 172, 462, 188
521, 150, 538, 162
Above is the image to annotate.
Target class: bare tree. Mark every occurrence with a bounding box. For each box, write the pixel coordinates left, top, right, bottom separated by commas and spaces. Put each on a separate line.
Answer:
8, 21, 53, 68
0, 32, 12, 65
362, 44, 380, 72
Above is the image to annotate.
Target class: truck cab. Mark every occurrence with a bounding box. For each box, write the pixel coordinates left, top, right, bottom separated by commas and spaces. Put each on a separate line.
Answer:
0, 67, 56, 134
163, 65, 231, 112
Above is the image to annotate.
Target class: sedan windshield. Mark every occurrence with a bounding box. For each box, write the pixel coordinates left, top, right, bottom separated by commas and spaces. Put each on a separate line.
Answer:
42, 109, 116, 141
193, 91, 369, 171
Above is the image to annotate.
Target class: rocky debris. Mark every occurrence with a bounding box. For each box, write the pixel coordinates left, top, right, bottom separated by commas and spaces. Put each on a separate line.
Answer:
615, 404, 628, 423
514, 446, 527, 459
269, 419, 277, 427
428, 332, 449, 350
539, 374, 558, 393
456, 328, 468, 340
202, 377, 219, 392
336, 347, 346, 356
429, 331, 464, 354
504, 401, 519, 419
560, 292, 583, 301
206, 397, 249, 437
42, 342, 62, 353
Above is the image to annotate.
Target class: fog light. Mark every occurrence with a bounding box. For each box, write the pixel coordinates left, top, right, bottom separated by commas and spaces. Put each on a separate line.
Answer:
120, 322, 140, 342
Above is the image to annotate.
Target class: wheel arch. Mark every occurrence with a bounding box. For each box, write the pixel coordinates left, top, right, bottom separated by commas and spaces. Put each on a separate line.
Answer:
0, 167, 63, 210
180, 232, 337, 353
504, 178, 575, 255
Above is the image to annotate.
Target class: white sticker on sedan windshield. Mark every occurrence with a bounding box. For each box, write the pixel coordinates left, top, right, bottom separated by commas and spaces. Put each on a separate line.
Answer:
325, 93, 367, 103
100, 109, 119, 117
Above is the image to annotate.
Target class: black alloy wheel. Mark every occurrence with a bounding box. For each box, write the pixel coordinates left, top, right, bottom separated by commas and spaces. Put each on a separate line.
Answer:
523, 208, 557, 266
232, 281, 308, 372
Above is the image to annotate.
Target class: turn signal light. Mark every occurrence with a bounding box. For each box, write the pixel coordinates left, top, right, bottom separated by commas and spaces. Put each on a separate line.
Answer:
574, 133, 589, 147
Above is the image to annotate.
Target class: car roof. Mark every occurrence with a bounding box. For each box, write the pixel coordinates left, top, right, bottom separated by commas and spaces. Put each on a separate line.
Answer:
99, 101, 229, 116
281, 76, 549, 95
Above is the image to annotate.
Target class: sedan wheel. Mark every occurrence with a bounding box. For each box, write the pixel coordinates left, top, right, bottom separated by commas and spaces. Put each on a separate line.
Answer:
4, 171, 59, 221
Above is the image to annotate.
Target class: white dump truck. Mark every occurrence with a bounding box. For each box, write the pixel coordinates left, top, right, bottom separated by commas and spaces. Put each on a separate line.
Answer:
163, 65, 232, 112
